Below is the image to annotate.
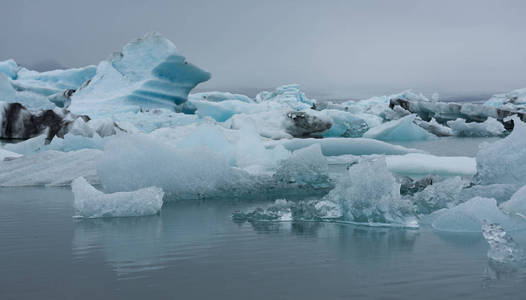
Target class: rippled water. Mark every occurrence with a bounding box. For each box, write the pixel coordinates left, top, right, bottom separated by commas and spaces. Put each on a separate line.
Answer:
1, 187, 526, 299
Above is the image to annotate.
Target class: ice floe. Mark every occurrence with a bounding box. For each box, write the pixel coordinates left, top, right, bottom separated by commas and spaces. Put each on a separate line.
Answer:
73, 177, 163, 218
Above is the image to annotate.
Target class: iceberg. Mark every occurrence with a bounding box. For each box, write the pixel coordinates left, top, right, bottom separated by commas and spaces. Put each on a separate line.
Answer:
0, 59, 96, 109
500, 185, 526, 218
255, 84, 315, 110
0, 101, 89, 141
70, 33, 211, 117
485, 87, 526, 112
273, 144, 331, 189
385, 153, 476, 177
0, 149, 101, 186
431, 197, 526, 233
474, 118, 526, 186
275, 137, 422, 156
410, 177, 466, 214
324, 159, 418, 227
363, 114, 437, 142
97, 134, 254, 199
72, 177, 164, 218
283, 110, 332, 137
447, 117, 505, 137
413, 118, 453, 137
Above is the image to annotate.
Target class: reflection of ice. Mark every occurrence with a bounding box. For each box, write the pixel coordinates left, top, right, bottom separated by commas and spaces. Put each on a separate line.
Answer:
72, 203, 228, 277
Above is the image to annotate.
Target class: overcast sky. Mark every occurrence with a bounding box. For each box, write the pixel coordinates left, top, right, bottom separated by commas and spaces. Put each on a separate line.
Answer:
1, 0, 525, 98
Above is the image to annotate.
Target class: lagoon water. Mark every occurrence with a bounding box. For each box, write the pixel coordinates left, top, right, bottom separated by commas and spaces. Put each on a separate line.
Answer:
2, 186, 526, 299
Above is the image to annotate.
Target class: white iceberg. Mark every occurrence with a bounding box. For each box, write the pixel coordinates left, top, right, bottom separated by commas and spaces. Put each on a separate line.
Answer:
70, 33, 210, 117
447, 117, 505, 137
72, 177, 164, 218
275, 137, 422, 156
386, 153, 476, 177
363, 114, 437, 142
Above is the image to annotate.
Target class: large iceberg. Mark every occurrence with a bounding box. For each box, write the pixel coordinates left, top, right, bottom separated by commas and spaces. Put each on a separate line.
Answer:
69, 33, 211, 117
72, 177, 164, 218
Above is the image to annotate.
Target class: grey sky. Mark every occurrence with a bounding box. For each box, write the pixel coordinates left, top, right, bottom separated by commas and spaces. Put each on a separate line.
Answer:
1, 0, 525, 98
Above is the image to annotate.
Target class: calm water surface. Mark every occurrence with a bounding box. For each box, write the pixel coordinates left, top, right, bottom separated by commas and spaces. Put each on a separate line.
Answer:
1, 187, 526, 299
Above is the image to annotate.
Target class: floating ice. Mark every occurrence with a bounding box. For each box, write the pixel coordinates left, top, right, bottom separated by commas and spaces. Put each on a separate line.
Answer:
324, 159, 418, 227
482, 223, 525, 264
431, 197, 526, 233
414, 118, 453, 137
501, 185, 526, 219
255, 84, 315, 110
0, 149, 101, 186
321, 109, 372, 137
273, 144, 331, 189
97, 134, 254, 199
485, 87, 526, 112
275, 137, 422, 156
386, 153, 476, 177
410, 177, 466, 214
363, 114, 437, 142
447, 117, 505, 137
475, 117, 526, 186
72, 177, 164, 218
70, 33, 210, 117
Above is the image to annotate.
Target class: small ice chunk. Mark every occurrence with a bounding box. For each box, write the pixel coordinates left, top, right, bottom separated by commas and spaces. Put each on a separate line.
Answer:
447, 117, 505, 137
363, 114, 437, 142
386, 153, 476, 177
72, 177, 164, 218
482, 223, 525, 264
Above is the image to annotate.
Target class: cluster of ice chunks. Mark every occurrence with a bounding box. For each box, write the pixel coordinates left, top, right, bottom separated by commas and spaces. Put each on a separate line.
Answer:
233, 199, 342, 223
447, 117, 505, 137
